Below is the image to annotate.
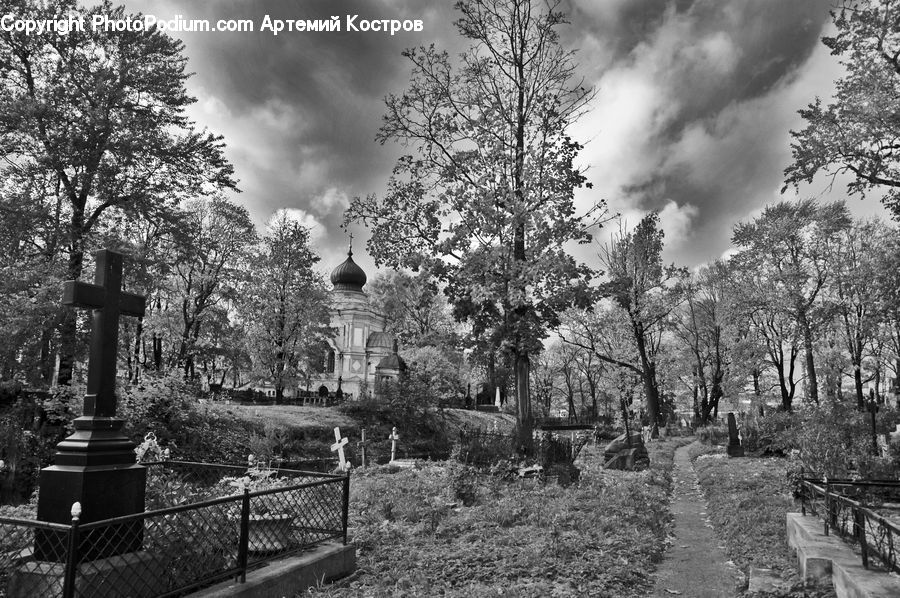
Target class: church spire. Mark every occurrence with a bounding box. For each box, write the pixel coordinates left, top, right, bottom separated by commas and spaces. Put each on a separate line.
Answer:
348, 232, 354, 258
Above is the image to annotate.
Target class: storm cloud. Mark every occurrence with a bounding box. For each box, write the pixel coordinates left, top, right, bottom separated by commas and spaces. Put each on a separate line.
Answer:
123, 0, 890, 271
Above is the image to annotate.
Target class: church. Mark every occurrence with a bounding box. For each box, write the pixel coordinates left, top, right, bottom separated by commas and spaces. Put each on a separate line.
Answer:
312, 246, 404, 400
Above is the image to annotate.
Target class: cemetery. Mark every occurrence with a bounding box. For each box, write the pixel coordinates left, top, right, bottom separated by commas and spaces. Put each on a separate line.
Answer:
3, 0, 900, 597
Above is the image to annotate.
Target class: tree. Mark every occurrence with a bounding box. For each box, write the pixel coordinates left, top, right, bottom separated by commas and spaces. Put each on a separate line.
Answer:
784, 0, 900, 219
0, 0, 237, 383
598, 214, 683, 430
347, 0, 600, 444
165, 197, 256, 378
367, 268, 455, 347
672, 261, 733, 424
242, 213, 332, 403
731, 199, 850, 405
829, 219, 887, 407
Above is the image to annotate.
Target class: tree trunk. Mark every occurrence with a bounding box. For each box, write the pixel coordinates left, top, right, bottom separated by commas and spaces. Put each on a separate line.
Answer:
798, 308, 818, 404
57, 240, 86, 385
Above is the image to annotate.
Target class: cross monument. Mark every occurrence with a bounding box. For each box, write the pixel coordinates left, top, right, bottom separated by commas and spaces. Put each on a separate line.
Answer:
35, 249, 149, 561
331, 427, 350, 472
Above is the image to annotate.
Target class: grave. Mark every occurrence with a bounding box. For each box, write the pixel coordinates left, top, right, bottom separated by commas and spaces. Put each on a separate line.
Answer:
11, 249, 162, 596
387, 427, 415, 468
603, 432, 649, 470
726, 412, 745, 457
330, 427, 351, 473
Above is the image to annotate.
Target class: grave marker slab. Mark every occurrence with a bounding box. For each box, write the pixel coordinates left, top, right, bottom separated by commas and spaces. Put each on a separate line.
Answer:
726, 412, 744, 457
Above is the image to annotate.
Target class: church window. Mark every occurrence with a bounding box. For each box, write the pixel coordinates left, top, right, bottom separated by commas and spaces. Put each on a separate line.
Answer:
326, 350, 335, 373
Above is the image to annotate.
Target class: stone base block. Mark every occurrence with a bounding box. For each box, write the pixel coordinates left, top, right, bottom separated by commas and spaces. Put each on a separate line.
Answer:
726, 444, 745, 457
190, 541, 356, 598
8, 550, 165, 598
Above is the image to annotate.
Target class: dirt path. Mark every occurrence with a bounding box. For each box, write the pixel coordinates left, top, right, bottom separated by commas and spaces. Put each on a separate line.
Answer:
650, 442, 738, 598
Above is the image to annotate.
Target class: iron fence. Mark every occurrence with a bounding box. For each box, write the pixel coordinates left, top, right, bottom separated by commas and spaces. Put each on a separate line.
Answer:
0, 461, 349, 598
799, 479, 900, 573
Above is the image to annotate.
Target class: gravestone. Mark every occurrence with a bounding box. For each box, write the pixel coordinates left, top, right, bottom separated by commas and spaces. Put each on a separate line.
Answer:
12, 251, 164, 598
603, 432, 649, 470
388, 427, 400, 462
35, 250, 148, 561
726, 412, 745, 457
331, 427, 350, 473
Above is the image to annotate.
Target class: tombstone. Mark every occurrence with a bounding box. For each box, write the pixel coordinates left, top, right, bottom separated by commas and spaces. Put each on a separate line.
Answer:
330, 427, 350, 473
10, 250, 166, 598
726, 412, 744, 457
388, 427, 400, 462
603, 432, 649, 471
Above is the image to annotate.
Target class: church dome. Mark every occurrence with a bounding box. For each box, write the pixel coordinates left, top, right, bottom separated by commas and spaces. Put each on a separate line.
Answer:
376, 353, 407, 372
366, 331, 395, 349
330, 251, 367, 291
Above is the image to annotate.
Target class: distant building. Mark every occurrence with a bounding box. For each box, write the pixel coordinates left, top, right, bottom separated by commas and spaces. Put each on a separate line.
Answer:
312, 246, 404, 399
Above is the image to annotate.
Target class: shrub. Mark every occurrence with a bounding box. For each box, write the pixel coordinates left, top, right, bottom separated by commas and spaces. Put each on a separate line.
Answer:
697, 423, 728, 445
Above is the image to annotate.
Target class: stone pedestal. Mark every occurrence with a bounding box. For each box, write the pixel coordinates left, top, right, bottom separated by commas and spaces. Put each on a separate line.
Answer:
34, 417, 146, 562
8, 551, 165, 598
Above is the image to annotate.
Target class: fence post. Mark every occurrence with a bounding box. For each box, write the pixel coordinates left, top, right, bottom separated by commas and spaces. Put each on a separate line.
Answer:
856, 508, 869, 569
824, 483, 831, 536
342, 473, 350, 545
236, 489, 250, 583
61, 502, 81, 598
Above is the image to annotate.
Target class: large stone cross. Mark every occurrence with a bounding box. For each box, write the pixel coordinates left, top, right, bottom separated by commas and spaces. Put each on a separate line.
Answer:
63, 249, 146, 417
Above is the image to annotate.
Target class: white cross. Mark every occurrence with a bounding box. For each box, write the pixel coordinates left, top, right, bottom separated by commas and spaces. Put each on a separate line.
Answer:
388, 427, 400, 461
331, 427, 350, 472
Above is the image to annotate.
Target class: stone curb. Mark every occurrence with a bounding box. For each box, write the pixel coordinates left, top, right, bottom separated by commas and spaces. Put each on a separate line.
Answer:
786, 513, 900, 598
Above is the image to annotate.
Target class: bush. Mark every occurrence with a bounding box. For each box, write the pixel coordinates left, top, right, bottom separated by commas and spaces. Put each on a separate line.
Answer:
796, 402, 900, 479
697, 424, 728, 445
742, 411, 799, 455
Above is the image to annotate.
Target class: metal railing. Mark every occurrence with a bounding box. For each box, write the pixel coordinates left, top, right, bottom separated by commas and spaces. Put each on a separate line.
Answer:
0, 461, 349, 598
799, 479, 900, 573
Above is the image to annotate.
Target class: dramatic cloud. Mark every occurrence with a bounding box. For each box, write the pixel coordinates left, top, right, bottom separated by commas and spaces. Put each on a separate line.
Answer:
123, 0, 892, 273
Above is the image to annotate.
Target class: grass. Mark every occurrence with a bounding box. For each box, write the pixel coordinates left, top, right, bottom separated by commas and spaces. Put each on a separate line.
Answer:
203, 403, 358, 432
688, 443, 836, 597
306, 437, 691, 598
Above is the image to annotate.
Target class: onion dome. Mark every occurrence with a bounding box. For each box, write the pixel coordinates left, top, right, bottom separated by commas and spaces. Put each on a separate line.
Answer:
330, 249, 367, 291
366, 332, 395, 350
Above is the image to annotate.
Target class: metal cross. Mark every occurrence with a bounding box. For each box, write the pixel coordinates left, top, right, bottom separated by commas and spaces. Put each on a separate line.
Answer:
388, 427, 400, 461
330, 427, 350, 472
62, 249, 146, 418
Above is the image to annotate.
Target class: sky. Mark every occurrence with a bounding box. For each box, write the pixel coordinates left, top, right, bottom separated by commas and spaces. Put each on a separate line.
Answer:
122, 0, 894, 276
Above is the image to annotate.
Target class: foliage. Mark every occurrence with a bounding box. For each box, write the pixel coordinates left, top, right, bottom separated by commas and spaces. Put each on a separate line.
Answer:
794, 403, 900, 479
368, 268, 456, 348
741, 411, 800, 456
0, 0, 237, 383
731, 199, 851, 408
119, 372, 252, 463
784, 0, 900, 219
313, 440, 686, 597
153, 196, 256, 377
240, 212, 332, 401
696, 424, 728, 446
689, 445, 834, 597
347, 0, 602, 440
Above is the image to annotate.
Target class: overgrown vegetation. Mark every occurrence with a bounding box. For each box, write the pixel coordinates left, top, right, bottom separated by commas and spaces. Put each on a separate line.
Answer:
700, 408, 900, 479
309, 439, 689, 597
688, 443, 835, 597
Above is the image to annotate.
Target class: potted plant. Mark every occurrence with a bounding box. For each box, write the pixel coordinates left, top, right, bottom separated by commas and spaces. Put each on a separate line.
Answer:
220, 455, 297, 553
